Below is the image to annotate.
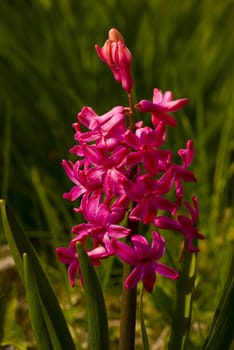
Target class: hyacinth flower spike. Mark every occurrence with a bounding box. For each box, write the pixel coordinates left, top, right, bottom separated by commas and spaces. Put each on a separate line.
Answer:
55, 27, 204, 350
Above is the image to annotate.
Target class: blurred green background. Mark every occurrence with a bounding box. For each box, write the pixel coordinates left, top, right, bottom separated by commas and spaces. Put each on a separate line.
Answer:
0, 0, 233, 349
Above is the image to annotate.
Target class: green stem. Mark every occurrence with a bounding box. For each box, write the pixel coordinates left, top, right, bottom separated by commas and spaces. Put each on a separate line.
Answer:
119, 92, 138, 349
119, 219, 138, 350
119, 263, 137, 350
128, 92, 136, 131
168, 241, 198, 350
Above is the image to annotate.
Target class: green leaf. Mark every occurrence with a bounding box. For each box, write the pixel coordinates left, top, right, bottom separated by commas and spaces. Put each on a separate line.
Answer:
202, 248, 234, 350
23, 253, 65, 350
0, 199, 76, 350
23, 253, 53, 350
168, 244, 197, 350
76, 243, 109, 350
151, 285, 174, 323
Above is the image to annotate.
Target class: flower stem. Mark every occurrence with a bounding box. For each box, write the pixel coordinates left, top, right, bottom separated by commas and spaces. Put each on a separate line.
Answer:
119, 219, 138, 350
118, 87, 137, 348
128, 92, 135, 131
119, 263, 137, 350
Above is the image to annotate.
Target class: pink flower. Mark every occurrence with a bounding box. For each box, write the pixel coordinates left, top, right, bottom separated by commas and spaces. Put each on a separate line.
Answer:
56, 238, 112, 287
112, 232, 179, 292
95, 28, 133, 92
178, 140, 194, 167
56, 242, 80, 287
72, 191, 130, 247
154, 196, 204, 254
124, 170, 176, 224
137, 88, 189, 127
61, 160, 102, 201
81, 143, 129, 198
124, 123, 172, 176
73, 105, 127, 150
170, 140, 197, 209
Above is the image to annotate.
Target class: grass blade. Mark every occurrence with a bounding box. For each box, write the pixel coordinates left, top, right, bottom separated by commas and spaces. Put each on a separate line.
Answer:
203, 248, 234, 350
23, 253, 53, 350
76, 243, 109, 350
168, 244, 197, 350
0, 199, 76, 350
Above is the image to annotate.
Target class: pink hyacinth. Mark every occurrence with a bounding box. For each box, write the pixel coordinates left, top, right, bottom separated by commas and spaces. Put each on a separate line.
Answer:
124, 169, 176, 224
57, 28, 203, 292
112, 231, 179, 292
95, 28, 133, 92
61, 160, 102, 202
124, 123, 171, 176
178, 139, 195, 168
171, 140, 197, 210
56, 238, 112, 287
80, 143, 130, 198
154, 196, 204, 254
71, 191, 130, 247
73, 105, 127, 150
137, 88, 189, 127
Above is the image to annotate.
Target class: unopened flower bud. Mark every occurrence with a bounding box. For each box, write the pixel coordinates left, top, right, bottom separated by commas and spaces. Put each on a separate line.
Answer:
108, 28, 125, 42
95, 28, 133, 92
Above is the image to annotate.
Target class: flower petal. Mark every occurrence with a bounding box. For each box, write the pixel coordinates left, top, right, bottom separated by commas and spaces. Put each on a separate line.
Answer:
124, 265, 144, 289
112, 239, 137, 265
156, 262, 179, 279
142, 265, 156, 292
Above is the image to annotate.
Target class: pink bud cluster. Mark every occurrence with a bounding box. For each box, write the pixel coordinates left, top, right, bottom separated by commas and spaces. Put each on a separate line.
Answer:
56, 29, 204, 292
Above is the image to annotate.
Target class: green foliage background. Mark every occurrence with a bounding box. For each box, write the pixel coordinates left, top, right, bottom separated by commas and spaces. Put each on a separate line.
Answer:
0, 0, 233, 349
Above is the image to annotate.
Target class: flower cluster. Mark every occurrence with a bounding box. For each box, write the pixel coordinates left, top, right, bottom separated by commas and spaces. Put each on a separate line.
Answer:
56, 28, 204, 292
